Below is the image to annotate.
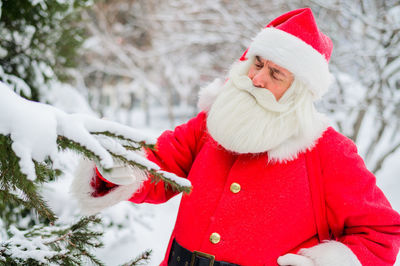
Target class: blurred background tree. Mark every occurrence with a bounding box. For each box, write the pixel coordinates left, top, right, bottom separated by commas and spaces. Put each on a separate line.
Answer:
0, 0, 90, 101
75, 0, 400, 175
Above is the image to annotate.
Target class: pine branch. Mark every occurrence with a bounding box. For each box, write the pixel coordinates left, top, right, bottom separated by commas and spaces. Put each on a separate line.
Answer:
57, 135, 102, 162
109, 152, 192, 194
0, 134, 57, 223
2, 126, 191, 227
0, 190, 41, 231
0, 216, 105, 265
21, 187, 57, 223
92, 131, 155, 150
123, 145, 143, 151
120, 250, 152, 266
34, 159, 62, 183
148, 169, 192, 194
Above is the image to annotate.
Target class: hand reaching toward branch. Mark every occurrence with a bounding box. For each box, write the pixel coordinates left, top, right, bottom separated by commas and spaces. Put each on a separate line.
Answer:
0, 82, 191, 220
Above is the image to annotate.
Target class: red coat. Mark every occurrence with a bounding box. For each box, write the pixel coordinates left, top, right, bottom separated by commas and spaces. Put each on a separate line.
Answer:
128, 111, 400, 265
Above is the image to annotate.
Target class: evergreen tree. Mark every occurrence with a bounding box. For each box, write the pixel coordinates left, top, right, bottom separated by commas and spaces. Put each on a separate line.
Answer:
0, 0, 88, 101
0, 85, 190, 264
0, 1, 190, 264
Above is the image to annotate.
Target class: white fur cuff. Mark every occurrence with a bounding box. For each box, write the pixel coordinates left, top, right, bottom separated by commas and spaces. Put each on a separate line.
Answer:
70, 158, 148, 215
299, 240, 362, 266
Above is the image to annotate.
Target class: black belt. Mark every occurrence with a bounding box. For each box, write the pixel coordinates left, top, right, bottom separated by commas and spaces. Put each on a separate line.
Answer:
168, 239, 240, 266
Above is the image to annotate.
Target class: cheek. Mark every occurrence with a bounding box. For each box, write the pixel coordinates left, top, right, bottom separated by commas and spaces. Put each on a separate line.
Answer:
275, 84, 291, 99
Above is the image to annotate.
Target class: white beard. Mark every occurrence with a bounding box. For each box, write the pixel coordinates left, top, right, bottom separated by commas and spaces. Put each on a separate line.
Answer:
206, 60, 329, 162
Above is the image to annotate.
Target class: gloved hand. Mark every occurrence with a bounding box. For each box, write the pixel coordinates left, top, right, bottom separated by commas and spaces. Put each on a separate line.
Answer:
97, 162, 145, 185
91, 160, 148, 198
277, 253, 315, 266
72, 158, 149, 215
91, 166, 118, 197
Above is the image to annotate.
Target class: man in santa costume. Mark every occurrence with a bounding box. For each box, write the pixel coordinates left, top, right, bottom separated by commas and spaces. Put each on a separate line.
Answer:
72, 8, 400, 266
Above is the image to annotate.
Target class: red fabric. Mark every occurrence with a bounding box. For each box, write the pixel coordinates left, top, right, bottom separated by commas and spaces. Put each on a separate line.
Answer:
128, 111, 400, 266
90, 167, 118, 197
240, 8, 333, 62
318, 133, 400, 265
305, 145, 331, 242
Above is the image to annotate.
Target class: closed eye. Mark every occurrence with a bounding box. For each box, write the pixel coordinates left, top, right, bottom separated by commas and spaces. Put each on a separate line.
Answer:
269, 68, 280, 80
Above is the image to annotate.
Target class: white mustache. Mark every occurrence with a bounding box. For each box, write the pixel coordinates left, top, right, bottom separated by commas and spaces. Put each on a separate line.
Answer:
230, 75, 290, 113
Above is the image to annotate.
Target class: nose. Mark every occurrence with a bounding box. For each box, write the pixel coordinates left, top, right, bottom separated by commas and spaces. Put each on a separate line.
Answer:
251, 69, 268, 88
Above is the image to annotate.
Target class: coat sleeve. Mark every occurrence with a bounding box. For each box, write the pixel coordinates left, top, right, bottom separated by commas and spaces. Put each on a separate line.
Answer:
128, 111, 208, 204
314, 129, 400, 265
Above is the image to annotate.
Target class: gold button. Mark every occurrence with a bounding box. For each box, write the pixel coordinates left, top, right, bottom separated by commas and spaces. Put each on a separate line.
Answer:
230, 182, 241, 193
210, 232, 221, 244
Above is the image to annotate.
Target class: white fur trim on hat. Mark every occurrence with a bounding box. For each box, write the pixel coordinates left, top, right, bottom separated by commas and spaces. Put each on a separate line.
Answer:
298, 240, 362, 266
70, 158, 148, 215
246, 27, 333, 100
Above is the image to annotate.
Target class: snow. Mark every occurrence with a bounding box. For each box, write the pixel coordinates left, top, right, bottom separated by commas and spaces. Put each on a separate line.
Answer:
95, 134, 190, 187
95, 135, 160, 171
41, 149, 181, 266
388, 6, 400, 26
5, 226, 65, 265
2, 1, 400, 264
0, 82, 158, 180
0, 66, 32, 97
0, 80, 190, 264
43, 82, 96, 115
0, 83, 59, 180
158, 170, 191, 188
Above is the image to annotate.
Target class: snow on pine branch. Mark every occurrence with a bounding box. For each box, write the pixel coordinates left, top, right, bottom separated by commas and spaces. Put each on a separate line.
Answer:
95, 135, 192, 192
0, 82, 191, 192
0, 216, 104, 265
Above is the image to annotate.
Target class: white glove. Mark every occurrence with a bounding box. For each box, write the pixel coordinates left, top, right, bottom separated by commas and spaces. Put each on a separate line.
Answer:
99, 163, 146, 185
277, 253, 315, 266
98, 161, 147, 186
94, 132, 148, 185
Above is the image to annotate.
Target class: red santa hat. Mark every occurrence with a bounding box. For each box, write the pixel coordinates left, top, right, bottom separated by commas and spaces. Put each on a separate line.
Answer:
241, 8, 333, 99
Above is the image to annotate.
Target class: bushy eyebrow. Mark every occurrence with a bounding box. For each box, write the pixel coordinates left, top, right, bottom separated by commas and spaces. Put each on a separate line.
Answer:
255, 56, 287, 79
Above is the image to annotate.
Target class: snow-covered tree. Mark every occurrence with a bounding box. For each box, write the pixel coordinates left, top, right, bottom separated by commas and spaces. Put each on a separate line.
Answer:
0, 0, 190, 264
0, 0, 91, 101
0, 82, 189, 264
